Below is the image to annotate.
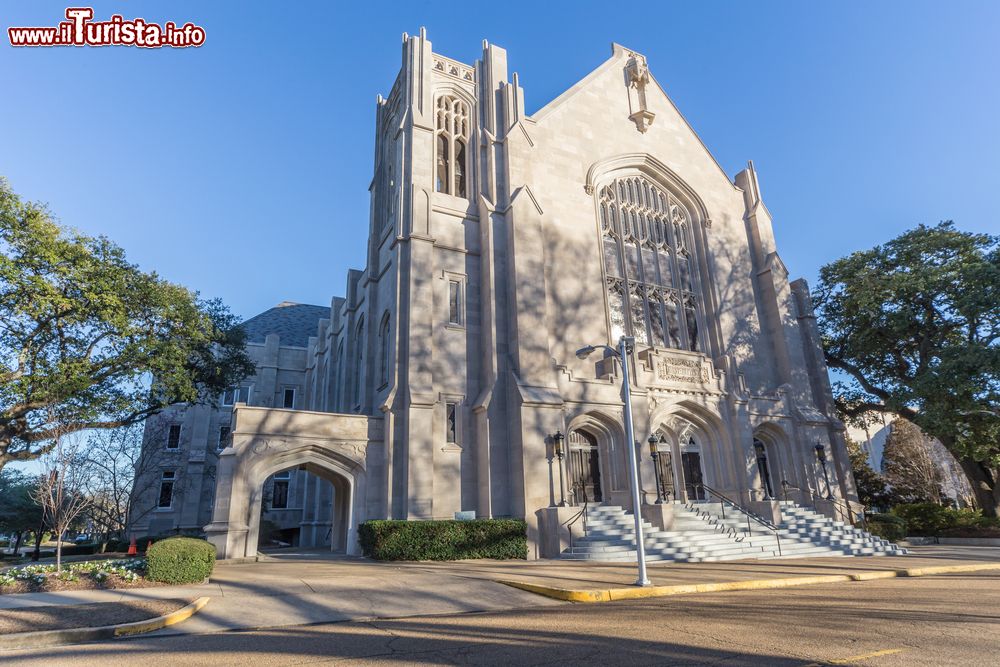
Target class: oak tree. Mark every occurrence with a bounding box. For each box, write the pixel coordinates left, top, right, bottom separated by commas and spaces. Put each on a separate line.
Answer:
815, 222, 1000, 516
0, 178, 254, 471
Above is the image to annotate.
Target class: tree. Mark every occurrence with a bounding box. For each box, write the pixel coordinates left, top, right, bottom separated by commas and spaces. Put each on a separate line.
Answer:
845, 435, 896, 511
881, 418, 945, 504
815, 222, 1000, 516
33, 425, 91, 573
80, 423, 158, 544
0, 468, 44, 556
0, 178, 254, 471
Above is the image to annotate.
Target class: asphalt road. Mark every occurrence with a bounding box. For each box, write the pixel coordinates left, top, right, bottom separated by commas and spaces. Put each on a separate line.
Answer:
3, 572, 998, 665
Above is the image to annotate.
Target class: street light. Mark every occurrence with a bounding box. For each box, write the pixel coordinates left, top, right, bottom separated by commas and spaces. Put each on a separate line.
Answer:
577, 336, 650, 587
648, 434, 664, 504
552, 431, 566, 507
815, 441, 833, 500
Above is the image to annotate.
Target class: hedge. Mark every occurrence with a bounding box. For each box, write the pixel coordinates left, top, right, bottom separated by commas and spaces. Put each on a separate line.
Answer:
866, 513, 907, 542
59, 542, 99, 556
359, 519, 527, 561
891, 503, 999, 536
146, 537, 216, 584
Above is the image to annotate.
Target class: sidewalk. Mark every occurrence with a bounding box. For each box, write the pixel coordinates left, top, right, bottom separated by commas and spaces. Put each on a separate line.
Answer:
0, 546, 996, 636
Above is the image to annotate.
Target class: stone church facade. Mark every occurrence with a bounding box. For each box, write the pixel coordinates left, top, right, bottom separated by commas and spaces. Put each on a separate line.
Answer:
133, 30, 858, 559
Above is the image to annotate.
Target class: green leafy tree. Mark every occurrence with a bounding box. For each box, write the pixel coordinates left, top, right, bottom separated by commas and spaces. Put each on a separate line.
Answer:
0, 468, 44, 556
815, 222, 1000, 516
845, 436, 896, 511
0, 178, 254, 471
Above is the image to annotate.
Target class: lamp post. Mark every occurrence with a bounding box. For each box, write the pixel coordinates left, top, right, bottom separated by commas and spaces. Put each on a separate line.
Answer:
553, 430, 566, 507
648, 435, 663, 504
815, 441, 833, 500
577, 336, 650, 587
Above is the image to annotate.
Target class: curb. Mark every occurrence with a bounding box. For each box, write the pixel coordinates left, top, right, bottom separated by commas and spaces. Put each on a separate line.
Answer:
499, 562, 1000, 603
0, 596, 210, 650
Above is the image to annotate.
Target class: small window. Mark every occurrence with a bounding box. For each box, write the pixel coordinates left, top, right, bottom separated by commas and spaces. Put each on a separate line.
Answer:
218, 426, 231, 450
166, 424, 181, 450
445, 402, 458, 444
282, 388, 295, 409
271, 472, 290, 510
158, 471, 175, 509
448, 280, 463, 325
222, 386, 251, 406
222, 387, 250, 406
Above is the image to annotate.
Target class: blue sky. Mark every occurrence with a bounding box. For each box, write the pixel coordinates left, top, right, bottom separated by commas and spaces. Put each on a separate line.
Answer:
1, 1, 998, 322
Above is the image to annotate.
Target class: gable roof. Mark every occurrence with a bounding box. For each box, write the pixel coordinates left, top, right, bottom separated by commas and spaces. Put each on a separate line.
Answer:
240, 301, 330, 347
529, 43, 738, 191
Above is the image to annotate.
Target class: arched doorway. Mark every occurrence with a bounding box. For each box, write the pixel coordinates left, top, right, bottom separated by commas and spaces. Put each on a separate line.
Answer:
567, 430, 602, 504
649, 404, 734, 504
205, 406, 377, 559
256, 466, 351, 552
681, 435, 707, 501
753, 438, 775, 500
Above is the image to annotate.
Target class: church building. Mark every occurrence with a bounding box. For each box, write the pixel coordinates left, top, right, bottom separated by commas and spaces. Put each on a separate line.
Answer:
133, 30, 864, 560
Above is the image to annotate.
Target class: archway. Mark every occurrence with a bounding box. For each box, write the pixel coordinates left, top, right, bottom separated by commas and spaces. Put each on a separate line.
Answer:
753, 423, 796, 501
204, 406, 378, 559
253, 464, 352, 554
649, 399, 737, 503
564, 411, 628, 507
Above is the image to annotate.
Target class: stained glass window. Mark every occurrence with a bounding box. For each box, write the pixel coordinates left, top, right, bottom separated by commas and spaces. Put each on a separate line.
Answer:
597, 176, 701, 351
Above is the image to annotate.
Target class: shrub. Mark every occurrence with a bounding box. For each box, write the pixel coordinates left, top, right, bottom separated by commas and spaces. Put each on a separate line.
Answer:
866, 513, 908, 541
359, 519, 527, 561
892, 503, 993, 536
60, 542, 99, 556
145, 537, 216, 584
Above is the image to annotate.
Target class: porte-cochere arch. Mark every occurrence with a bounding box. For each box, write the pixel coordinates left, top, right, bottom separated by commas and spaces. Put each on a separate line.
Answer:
205, 406, 383, 559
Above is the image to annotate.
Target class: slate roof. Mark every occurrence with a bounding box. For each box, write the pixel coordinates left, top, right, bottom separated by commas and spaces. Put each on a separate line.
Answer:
240, 301, 331, 348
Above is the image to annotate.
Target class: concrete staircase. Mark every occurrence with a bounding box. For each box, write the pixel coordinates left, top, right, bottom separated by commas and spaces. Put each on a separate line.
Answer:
559, 501, 906, 562
776, 501, 907, 557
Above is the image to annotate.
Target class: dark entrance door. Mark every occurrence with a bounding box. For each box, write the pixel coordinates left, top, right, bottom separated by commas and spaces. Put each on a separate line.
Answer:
568, 431, 602, 504
655, 450, 674, 501
682, 451, 705, 500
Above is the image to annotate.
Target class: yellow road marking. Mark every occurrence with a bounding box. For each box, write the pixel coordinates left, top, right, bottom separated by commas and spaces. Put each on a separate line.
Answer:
802, 648, 905, 666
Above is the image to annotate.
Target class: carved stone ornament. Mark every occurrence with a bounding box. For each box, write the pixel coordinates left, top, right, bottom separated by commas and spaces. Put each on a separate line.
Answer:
624, 53, 655, 134
656, 356, 711, 384
626, 54, 650, 88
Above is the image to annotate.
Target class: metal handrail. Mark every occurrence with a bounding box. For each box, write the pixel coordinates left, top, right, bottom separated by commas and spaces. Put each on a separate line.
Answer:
781, 480, 868, 532
697, 483, 782, 557
564, 500, 589, 550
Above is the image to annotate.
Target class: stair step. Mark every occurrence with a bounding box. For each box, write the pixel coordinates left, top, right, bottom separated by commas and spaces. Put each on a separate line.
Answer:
560, 501, 906, 563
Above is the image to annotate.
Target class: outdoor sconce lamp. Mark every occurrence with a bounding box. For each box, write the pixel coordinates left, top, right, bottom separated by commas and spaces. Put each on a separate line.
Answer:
552, 431, 566, 507
815, 441, 833, 500
648, 434, 666, 504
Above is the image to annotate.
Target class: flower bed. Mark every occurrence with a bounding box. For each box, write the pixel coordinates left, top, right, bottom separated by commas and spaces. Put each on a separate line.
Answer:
0, 558, 151, 594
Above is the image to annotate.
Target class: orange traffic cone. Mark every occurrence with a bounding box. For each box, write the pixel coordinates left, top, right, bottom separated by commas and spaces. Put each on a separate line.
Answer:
127, 537, 137, 556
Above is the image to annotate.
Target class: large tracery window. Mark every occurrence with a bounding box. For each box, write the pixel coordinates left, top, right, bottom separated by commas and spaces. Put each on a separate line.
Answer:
598, 175, 701, 351
435, 96, 470, 198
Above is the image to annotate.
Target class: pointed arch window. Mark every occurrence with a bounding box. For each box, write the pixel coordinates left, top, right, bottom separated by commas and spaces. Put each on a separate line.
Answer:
353, 318, 365, 411
597, 175, 702, 351
378, 313, 391, 388
435, 96, 470, 198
